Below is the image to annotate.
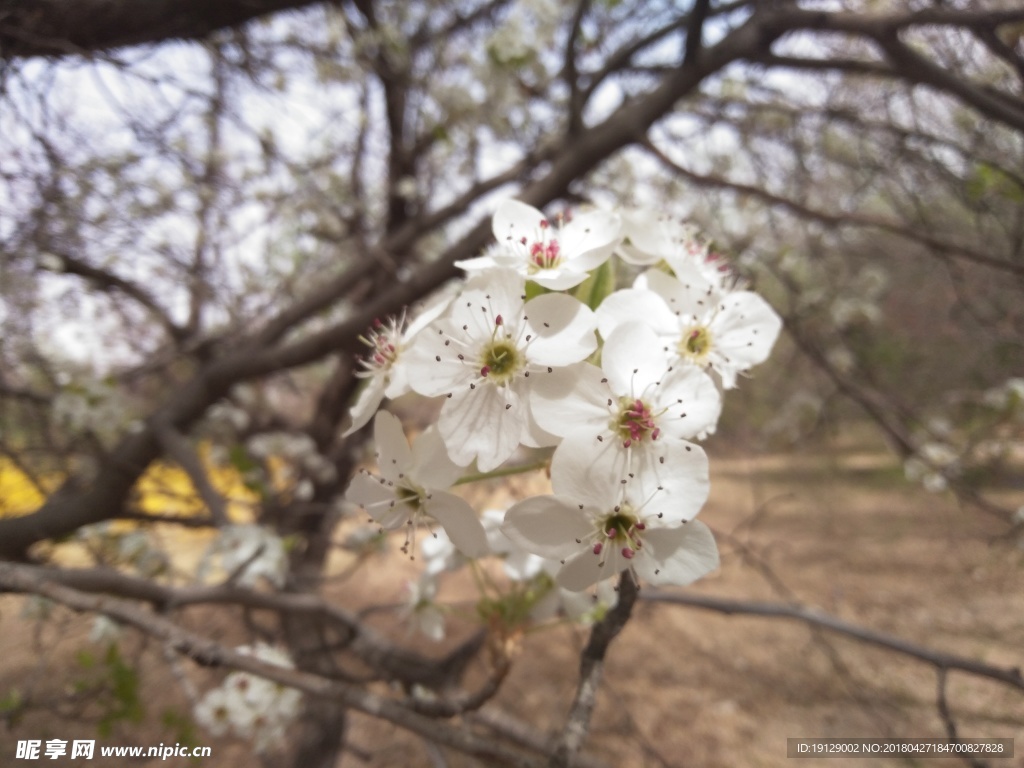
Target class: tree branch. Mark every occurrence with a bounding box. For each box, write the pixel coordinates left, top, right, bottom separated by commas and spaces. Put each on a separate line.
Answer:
643, 591, 1024, 692
0, 0, 325, 58
549, 573, 639, 768
642, 140, 1024, 277
683, 0, 710, 66
0, 562, 543, 768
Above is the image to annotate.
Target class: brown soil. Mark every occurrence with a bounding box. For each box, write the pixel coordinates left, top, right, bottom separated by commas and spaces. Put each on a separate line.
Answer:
2, 432, 1023, 768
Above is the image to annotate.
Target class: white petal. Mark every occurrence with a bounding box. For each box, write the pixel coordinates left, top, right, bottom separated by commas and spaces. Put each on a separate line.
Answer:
617, 242, 662, 266
709, 291, 783, 370
629, 441, 710, 523
595, 288, 676, 341
404, 288, 457, 338
405, 322, 474, 397
456, 269, 527, 338
635, 521, 719, 586
342, 376, 386, 437
501, 496, 592, 560
556, 550, 612, 592
567, 241, 615, 272
493, 199, 546, 244
345, 472, 411, 529
531, 267, 590, 291
559, 210, 621, 259
549, 435, 624, 509
651, 366, 722, 441
639, 267, 714, 318
438, 384, 523, 472
504, 549, 546, 581
619, 208, 672, 259
411, 426, 466, 490
529, 363, 610, 439
373, 411, 413, 483
454, 254, 500, 272
602, 323, 672, 396
425, 491, 490, 558
519, 400, 562, 448
523, 294, 596, 366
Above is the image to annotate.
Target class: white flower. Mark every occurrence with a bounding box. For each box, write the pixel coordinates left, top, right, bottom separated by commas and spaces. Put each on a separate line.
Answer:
456, 200, 620, 290
194, 643, 302, 751
904, 442, 959, 493
420, 525, 466, 576
193, 687, 238, 738
617, 209, 733, 288
482, 508, 546, 581
345, 411, 489, 557
204, 525, 289, 588
531, 322, 722, 475
597, 269, 782, 389
402, 575, 446, 641
89, 616, 121, 645
502, 440, 717, 591
343, 291, 453, 437
406, 269, 597, 471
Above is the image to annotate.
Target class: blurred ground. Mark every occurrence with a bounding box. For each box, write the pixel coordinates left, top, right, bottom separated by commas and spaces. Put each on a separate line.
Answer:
2, 428, 1022, 768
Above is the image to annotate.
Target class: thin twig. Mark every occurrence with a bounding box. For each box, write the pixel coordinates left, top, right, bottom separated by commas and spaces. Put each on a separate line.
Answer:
643, 591, 1024, 692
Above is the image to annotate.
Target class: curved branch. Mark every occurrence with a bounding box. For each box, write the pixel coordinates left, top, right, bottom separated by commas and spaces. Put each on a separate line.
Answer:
643, 591, 1024, 692
18, 564, 480, 690
642, 141, 1024, 277
49, 252, 186, 342
0, 562, 543, 768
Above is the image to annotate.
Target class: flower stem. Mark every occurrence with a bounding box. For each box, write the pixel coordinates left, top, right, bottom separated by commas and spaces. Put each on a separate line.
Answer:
453, 459, 549, 486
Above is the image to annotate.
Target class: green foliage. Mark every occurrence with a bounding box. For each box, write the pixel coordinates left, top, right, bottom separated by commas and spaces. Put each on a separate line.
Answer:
0, 687, 25, 726
523, 280, 550, 302
476, 573, 555, 630
161, 707, 202, 757
72, 643, 145, 737
966, 163, 1024, 204
573, 259, 616, 311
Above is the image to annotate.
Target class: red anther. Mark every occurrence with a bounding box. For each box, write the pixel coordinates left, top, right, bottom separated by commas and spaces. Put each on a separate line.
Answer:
606, 528, 616, 538
520, 236, 528, 245
651, 428, 661, 440
373, 318, 383, 328
621, 547, 635, 559
690, 330, 701, 340
480, 366, 490, 377
592, 542, 603, 555
623, 439, 631, 448
495, 314, 504, 326
539, 219, 549, 229
635, 522, 646, 531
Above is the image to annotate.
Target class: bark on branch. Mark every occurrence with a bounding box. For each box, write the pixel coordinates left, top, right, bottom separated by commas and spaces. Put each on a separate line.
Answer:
0, 0, 324, 58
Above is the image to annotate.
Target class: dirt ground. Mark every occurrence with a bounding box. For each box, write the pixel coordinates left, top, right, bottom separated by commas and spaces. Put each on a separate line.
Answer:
2, 429, 1023, 768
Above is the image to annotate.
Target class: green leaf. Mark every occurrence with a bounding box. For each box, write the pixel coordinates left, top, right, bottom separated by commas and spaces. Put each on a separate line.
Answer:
572, 260, 616, 311
524, 280, 550, 302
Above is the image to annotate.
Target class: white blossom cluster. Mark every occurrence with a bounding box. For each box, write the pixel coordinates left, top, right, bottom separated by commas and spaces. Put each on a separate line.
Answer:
199, 524, 289, 588
345, 199, 783, 636
193, 643, 302, 752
